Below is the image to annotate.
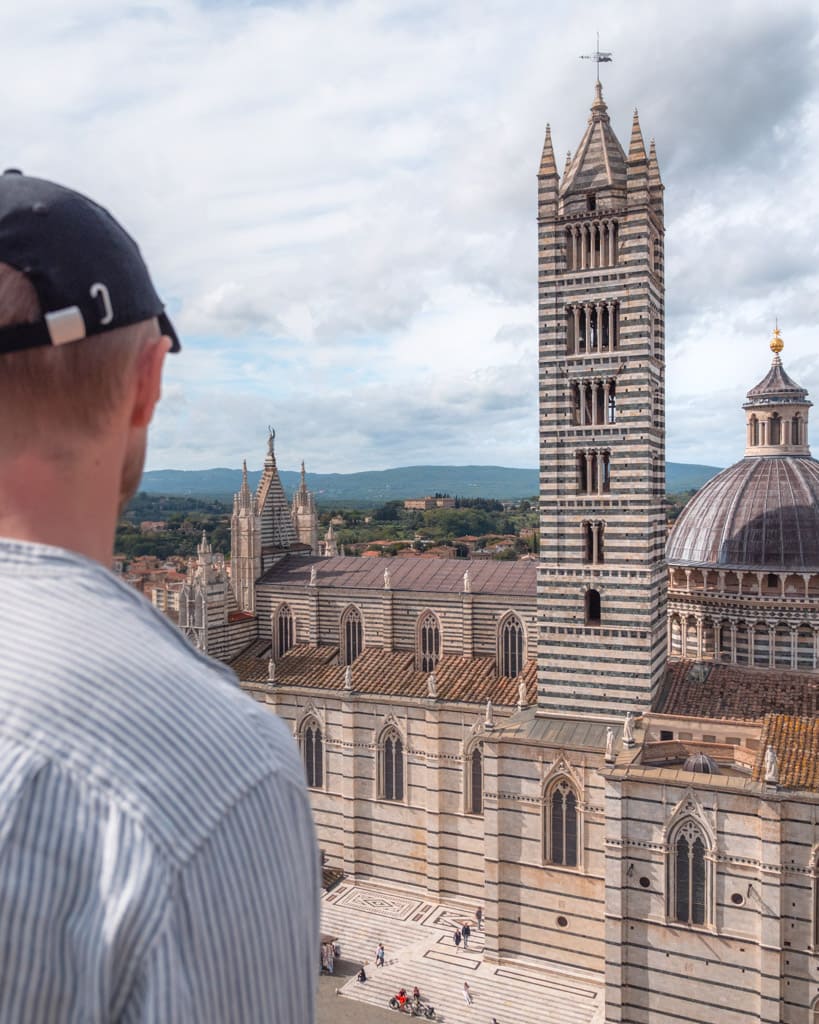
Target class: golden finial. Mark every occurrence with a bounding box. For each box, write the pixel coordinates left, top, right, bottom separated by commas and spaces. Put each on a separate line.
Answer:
770, 322, 784, 355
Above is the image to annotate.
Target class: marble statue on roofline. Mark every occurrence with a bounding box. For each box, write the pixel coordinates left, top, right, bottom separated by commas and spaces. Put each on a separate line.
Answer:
623, 711, 635, 747
309, 565, 317, 586
485, 699, 494, 729
427, 672, 437, 698
764, 745, 779, 784
463, 569, 471, 593
517, 677, 527, 710
384, 567, 391, 590
268, 658, 276, 683
344, 665, 353, 690
605, 726, 614, 763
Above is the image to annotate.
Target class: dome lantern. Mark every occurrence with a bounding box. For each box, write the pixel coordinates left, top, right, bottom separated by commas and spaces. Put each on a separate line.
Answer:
743, 326, 811, 457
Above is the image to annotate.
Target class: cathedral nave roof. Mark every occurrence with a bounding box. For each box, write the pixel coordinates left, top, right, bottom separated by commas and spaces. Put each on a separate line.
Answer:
259, 554, 536, 596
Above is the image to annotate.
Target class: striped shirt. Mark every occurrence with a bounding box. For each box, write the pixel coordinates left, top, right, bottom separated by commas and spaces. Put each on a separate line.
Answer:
0, 539, 320, 1022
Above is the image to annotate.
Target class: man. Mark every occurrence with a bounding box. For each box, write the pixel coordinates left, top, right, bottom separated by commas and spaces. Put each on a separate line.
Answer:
0, 171, 319, 1021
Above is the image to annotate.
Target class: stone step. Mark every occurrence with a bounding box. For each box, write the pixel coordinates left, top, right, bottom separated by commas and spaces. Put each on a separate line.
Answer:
323, 884, 603, 1024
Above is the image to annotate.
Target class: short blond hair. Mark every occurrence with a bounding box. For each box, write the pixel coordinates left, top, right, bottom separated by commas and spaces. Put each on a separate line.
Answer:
0, 263, 158, 441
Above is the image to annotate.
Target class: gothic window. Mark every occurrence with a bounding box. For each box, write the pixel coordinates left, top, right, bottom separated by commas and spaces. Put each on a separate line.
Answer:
585, 589, 601, 625
381, 729, 404, 801
418, 611, 441, 672
499, 613, 524, 678
669, 819, 709, 926
769, 413, 781, 445
275, 603, 294, 658
302, 718, 323, 789
341, 605, 363, 665
466, 743, 483, 815
544, 778, 578, 867
812, 997, 819, 1024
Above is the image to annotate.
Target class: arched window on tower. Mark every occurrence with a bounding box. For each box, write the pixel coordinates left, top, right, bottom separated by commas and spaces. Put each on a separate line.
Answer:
380, 728, 404, 801
418, 611, 441, 673
582, 523, 604, 564
499, 613, 524, 678
812, 997, 819, 1024
544, 778, 578, 867
769, 413, 781, 445
302, 717, 323, 789
669, 819, 710, 926
750, 415, 759, 447
607, 383, 617, 424
792, 414, 802, 446
341, 605, 363, 665
275, 603, 294, 658
585, 589, 601, 625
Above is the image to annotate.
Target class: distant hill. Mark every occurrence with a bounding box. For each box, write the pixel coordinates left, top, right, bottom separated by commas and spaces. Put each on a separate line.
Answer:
138, 461, 723, 505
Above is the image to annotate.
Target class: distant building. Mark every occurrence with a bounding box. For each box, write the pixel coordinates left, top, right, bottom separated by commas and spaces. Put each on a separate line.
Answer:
139, 520, 168, 533
403, 496, 456, 510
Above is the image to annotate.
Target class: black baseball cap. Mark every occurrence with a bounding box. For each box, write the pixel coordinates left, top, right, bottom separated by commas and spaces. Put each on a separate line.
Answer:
0, 170, 180, 355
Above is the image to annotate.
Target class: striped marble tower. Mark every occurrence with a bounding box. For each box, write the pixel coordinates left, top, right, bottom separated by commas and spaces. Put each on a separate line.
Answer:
537, 83, 667, 715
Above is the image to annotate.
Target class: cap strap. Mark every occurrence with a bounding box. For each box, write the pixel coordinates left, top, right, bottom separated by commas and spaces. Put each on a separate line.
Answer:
0, 321, 53, 355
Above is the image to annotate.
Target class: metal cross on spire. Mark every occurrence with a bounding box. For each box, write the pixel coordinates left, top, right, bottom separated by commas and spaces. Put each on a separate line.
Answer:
579, 33, 613, 83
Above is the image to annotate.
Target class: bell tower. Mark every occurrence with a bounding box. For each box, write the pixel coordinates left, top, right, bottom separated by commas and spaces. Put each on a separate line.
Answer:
537, 84, 667, 715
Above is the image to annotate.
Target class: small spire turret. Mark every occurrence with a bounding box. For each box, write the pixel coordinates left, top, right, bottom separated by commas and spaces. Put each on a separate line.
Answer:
538, 125, 558, 178
627, 110, 647, 164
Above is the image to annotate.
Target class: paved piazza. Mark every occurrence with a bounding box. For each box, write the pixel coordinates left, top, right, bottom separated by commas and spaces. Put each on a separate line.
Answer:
321, 883, 603, 1024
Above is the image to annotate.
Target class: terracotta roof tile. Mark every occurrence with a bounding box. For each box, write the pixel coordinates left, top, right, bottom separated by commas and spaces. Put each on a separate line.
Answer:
231, 642, 536, 707
754, 714, 819, 791
658, 659, 819, 720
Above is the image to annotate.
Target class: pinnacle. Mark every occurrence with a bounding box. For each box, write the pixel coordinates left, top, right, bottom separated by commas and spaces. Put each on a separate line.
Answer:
628, 109, 647, 163
538, 124, 558, 178
648, 137, 663, 184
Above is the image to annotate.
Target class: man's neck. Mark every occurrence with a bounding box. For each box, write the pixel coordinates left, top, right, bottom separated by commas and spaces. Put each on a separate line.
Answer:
0, 449, 121, 566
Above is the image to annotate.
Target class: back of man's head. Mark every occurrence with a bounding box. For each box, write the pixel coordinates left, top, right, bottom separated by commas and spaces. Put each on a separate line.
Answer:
0, 171, 179, 451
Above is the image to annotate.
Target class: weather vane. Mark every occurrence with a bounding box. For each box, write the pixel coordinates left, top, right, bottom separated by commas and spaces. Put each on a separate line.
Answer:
580, 33, 612, 83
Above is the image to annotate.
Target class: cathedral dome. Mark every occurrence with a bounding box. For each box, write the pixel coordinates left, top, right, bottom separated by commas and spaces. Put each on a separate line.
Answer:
669, 331, 819, 573
667, 455, 819, 571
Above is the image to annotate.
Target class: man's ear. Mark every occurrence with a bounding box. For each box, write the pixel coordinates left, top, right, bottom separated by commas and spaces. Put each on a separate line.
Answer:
130, 335, 171, 429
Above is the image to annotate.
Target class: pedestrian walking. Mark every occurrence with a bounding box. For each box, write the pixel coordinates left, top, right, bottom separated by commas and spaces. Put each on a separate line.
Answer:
461, 921, 471, 949
375, 943, 385, 967
463, 981, 473, 1005
476, 906, 484, 930
453, 928, 462, 949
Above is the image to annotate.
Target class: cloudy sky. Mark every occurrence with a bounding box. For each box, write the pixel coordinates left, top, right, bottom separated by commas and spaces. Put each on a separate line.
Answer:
3, 0, 818, 473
